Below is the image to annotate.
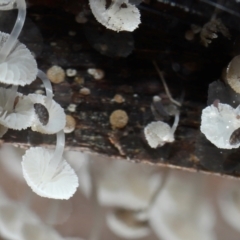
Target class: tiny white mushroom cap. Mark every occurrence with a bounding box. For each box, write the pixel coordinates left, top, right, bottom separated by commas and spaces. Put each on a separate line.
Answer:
89, 0, 141, 32
144, 121, 174, 148
28, 93, 66, 134
0, 32, 37, 86
0, 87, 34, 130
22, 147, 79, 200
226, 55, 240, 93
106, 209, 150, 239
200, 103, 240, 149
218, 184, 240, 232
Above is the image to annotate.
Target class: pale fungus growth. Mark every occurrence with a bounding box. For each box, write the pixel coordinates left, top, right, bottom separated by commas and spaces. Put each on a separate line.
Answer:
200, 18, 230, 47
144, 121, 174, 148
200, 103, 240, 149
112, 94, 125, 103
110, 109, 129, 129
67, 103, 77, 112
79, 87, 91, 95
28, 93, 66, 134
226, 55, 240, 94
66, 68, 77, 77
87, 68, 105, 80
64, 115, 76, 134
106, 209, 150, 239
47, 65, 65, 84
89, 0, 141, 32
22, 130, 79, 200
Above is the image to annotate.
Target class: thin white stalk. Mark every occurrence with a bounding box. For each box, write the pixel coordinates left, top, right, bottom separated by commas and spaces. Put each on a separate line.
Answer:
37, 69, 53, 103
4, 85, 18, 112
0, 0, 26, 63
171, 111, 180, 134
42, 130, 65, 181
153, 61, 181, 107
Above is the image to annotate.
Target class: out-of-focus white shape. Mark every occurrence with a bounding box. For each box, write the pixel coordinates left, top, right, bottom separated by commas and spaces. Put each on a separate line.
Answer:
0, 32, 37, 86
64, 150, 86, 172
0, 0, 15, 10
0, 143, 25, 181
226, 55, 240, 94
78, 156, 161, 210
0, 201, 39, 240
218, 184, 240, 232
0, 124, 7, 137
22, 147, 79, 200
107, 209, 150, 239
149, 174, 216, 240
21, 222, 63, 240
0, 87, 34, 130
144, 121, 174, 148
200, 103, 240, 149
28, 94, 66, 134
89, 0, 141, 32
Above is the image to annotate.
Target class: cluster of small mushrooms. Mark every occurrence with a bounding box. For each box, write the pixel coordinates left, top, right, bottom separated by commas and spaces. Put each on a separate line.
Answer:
0, 0, 78, 200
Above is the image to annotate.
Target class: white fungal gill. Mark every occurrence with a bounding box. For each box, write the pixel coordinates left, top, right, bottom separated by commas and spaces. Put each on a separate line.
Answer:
89, 0, 141, 32
22, 130, 79, 199
0, 86, 34, 130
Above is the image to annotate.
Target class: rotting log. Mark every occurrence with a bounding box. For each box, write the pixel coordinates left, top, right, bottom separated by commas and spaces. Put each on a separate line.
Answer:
2, 0, 240, 179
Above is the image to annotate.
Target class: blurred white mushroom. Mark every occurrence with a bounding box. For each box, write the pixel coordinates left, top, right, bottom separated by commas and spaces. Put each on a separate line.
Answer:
106, 208, 150, 239
78, 155, 162, 211
148, 173, 216, 240
28, 93, 66, 134
89, 0, 141, 32
218, 183, 240, 232
22, 130, 79, 200
200, 102, 240, 149
0, 86, 34, 130
0, 143, 25, 181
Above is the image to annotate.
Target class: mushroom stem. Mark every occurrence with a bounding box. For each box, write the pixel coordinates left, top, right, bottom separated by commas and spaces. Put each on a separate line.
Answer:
4, 85, 18, 112
88, 159, 103, 240
171, 110, 180, 134
0, 0, 26, 63
37, 69, 53, 103
42, 130, 65, 181
153, 61, 181, 107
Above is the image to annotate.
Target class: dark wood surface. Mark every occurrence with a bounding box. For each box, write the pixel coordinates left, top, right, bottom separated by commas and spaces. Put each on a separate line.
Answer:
3, 0, 240, 179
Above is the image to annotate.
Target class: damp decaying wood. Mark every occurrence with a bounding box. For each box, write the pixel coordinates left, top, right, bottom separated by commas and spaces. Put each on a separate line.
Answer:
2, 0, 240, 179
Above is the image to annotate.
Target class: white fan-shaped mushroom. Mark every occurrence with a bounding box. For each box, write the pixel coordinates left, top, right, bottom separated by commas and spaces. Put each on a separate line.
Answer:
0, 0, 37, 86
107, 209, 150, 239
89, 0, 141, 32
0, 86, 34, 130
200, 103, 240, 149
28, 93, 65, 134
22, 130, 79, 200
